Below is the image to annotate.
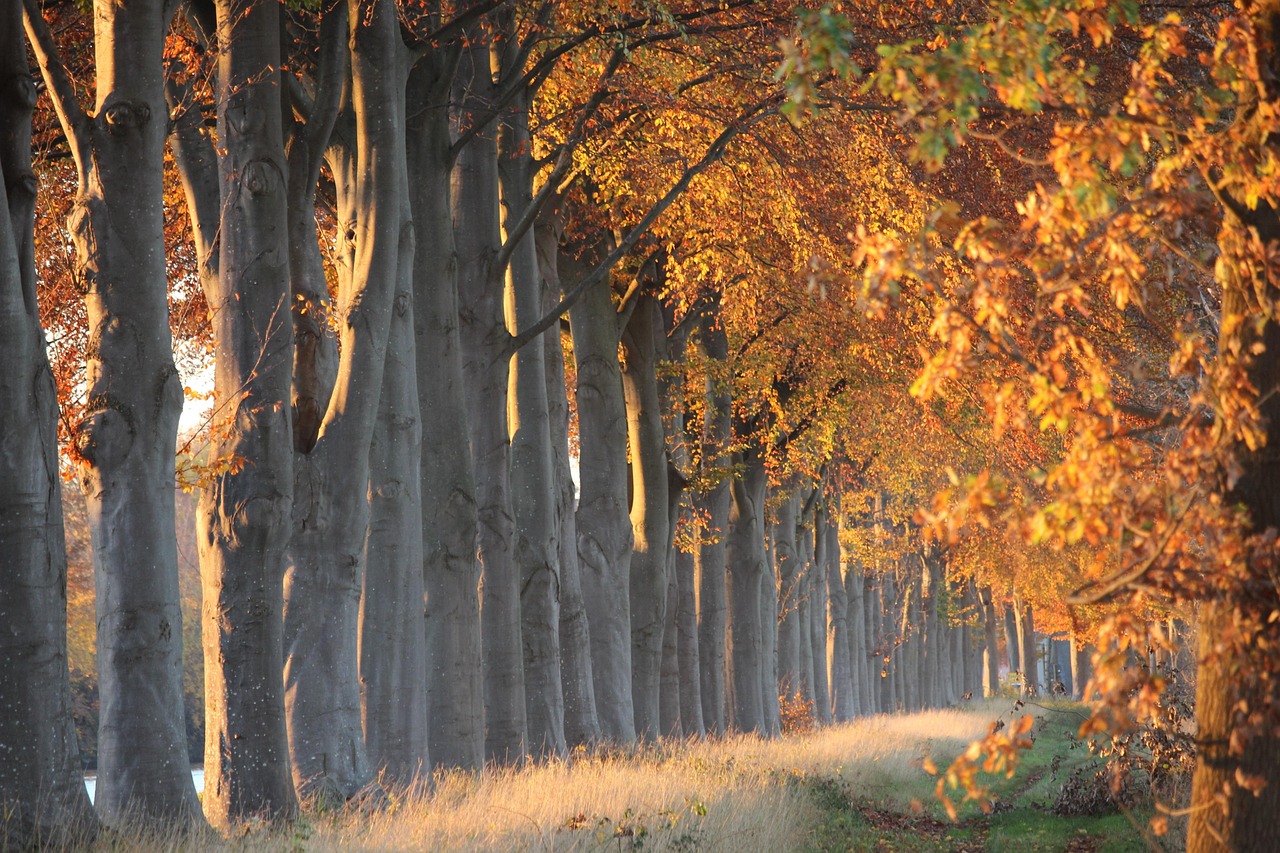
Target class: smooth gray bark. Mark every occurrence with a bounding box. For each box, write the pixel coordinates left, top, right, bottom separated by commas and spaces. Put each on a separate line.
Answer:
1014, 596, 1038, 695
761, 532, 781, 736
25, 0, 202, 824
622, 295, 671, 741
1003, 603, 1021, 676
282, 0, 408, 797
286, 8, 345, 456
454, 39, 526, 763
0, 9, 96, 841
904, 567, 922, 712
921, 555, 940, 709
407, 54, 485, 771
1070, 635, 1093, 701
861, 574, 878, 715
810, 502, 831, 724
659, 311, 696, 739
978, 586, 1000, 697
774, 495, 801, 699
661, 559, 683, 738
879, 578, 896, 712
827, 510, 854, 722
674, 499, 705, 737
501, 87, 566, 759
360, 183, 428, 780
726, 449, 768, 733
796, 534, 816, 709
197, 0, 297, 823
535, 211, 600, 749
695, 305, 731, 735
283, 136, 368, 801
569, 261, 635, 743
1049, 638, 1071, 695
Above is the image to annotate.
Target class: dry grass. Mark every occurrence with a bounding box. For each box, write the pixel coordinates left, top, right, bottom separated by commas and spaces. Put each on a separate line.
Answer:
67, 703, 1006, 852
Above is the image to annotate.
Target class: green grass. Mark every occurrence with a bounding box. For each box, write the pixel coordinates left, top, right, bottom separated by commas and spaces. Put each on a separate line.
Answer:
806, 700, 1167, 853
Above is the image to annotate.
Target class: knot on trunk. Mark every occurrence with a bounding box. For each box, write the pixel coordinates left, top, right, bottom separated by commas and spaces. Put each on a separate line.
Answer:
74, 404, 135, 467
6, 74, 37, 110
102, 100, 152, 135
244, 158, 283, 198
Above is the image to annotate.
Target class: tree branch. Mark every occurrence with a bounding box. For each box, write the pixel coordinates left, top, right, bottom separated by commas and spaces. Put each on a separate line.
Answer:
22, 0, 90, 172
491, 45, 627, 279
450, 0, 756, 159
506, 94, 782, 356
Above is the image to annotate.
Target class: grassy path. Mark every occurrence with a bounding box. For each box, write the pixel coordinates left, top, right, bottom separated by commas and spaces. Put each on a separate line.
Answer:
43, 701, 1175, 851
805, 702, 1159, 853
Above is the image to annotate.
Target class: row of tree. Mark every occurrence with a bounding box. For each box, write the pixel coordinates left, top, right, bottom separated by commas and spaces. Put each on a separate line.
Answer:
14, 0, 1280, 850
7, 0, 1044, 845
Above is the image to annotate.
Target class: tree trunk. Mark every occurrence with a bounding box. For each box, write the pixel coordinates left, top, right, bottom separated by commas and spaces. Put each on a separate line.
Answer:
1003, 603, 1020, 676
1070, 634, 1092, 701
0, 8, 96, 841
762, 533, 782, 736
674, 498, 705, 737
282, 0, 408, 798
921, 554, 940, 709
947, 602, 963, 705
811, 501, 831, 724
500, 87, 565, 759
827, 507, 854, 722
195, 0, 298, 824
1189, 604, 1280, 851
26, 0, 202, 824
881, 578, 898, 712
695, 303, 731, 734
661, 560, 683, 738
774, 495, 801, 700
1188, 31, 1280, 835
535, 209, 601, 750
865, 573, 885, 712
1014, 596, 1038, 695
454, 39, 526, 763
569, 259, 635, 744
726, 449, 768, 733
796, 505, 817, 711
286, 8, 344, 457
406, 54, 485, 771
360, 184, 428, 780
979, 587, 1000, 697
622, 294, 671, 741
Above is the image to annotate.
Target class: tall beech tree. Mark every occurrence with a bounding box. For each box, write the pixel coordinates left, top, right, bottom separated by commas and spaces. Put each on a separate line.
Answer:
282, 0, 410, 798
453, 33, 529, 763
24, 0, 202, 824
0, 4, 96, 845
198, 0, 297, 824
535, 204, 602, 748
695, 300, 732, 734
621, 292, 672, 740
406, 42, 486, 771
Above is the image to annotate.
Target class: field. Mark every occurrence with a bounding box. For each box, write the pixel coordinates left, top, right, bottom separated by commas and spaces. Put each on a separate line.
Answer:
73, 701, 1171, 852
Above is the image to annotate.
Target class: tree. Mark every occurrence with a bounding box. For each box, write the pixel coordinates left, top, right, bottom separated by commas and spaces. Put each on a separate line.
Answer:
406, 36, 486, 772
25, 0, 202, 824
621, 291, 672, 740
0, 3, 96, 844
282, 0, 410, 798
192, 0, 298, 824
790, 0, 1280, 846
